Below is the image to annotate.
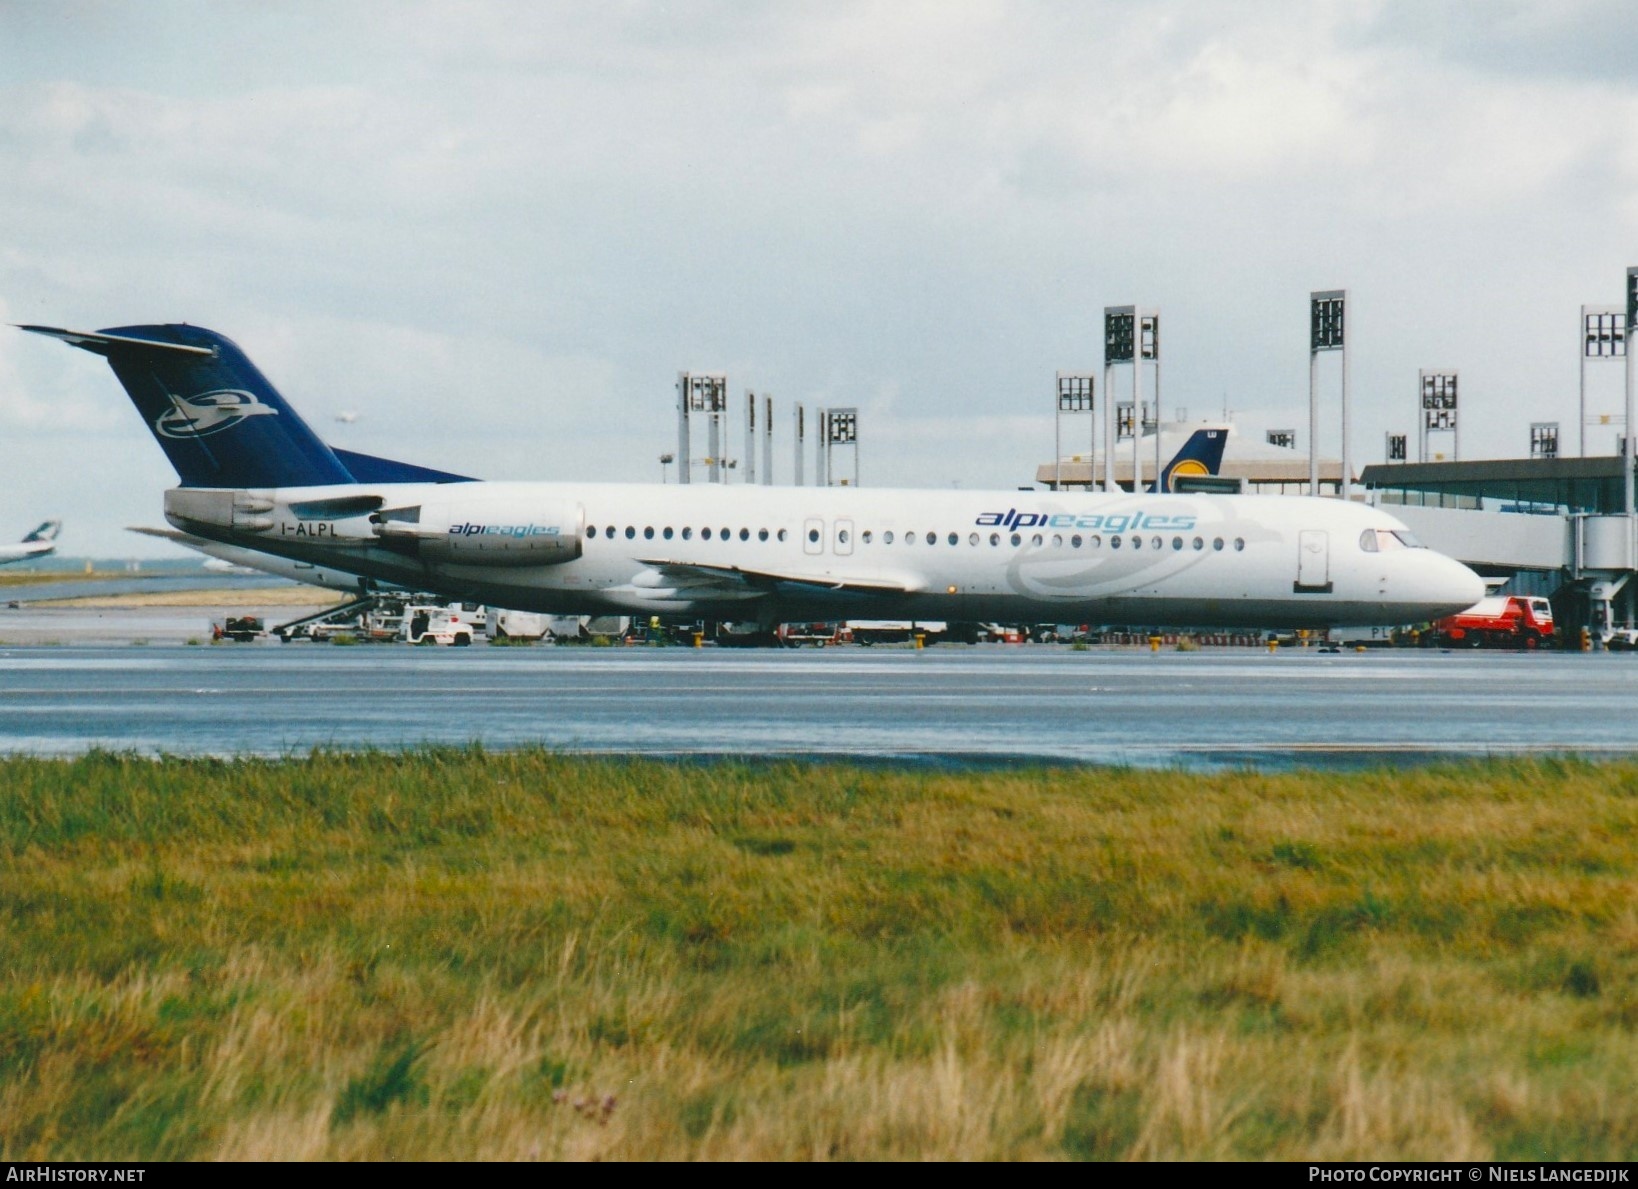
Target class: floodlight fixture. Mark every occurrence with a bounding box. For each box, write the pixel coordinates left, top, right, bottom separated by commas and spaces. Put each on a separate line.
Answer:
1530, 423, 1559, 459
821, 407, 861, 486
1054, 371, 1096, 491
1584, 309, 1626, 359
1116, 401, 1135, 441
1056, 372, 1094, 413
1627, 266, 1638, 516
762, 393, 774, 486
686, 374, 728, 412
793, 402, 805, 486
1308, 289, 1351, 499
1580, 304, 1627, 458
1104, 308, 1135, 363
677, 371, 729, 485
1310, 293, 1345, 351
1419, 369, 1459, 461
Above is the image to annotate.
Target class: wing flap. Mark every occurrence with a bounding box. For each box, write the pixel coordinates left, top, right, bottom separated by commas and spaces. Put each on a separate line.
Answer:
636, 558, 920, 595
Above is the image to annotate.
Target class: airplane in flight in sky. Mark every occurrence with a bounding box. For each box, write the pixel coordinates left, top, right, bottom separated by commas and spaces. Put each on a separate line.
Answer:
0, 519, 61, 567
20, 322, 1483, 629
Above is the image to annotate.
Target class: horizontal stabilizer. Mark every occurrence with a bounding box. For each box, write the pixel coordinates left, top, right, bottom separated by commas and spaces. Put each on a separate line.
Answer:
16, 324, 214, 357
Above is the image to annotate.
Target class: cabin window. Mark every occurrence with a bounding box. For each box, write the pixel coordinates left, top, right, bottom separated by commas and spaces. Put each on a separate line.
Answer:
1192, 537, 1203, 550
759, 528, 769, 541
1051, 534, 1062, 548
926, 531, 937, 545
1172, 537, 1182, 550
1071, 534, 1082, 548
906, 532, 916, 545
587, 526, 598, 538
990, 532, 1001, 546
702, 527, 713, 540
806, 527, 819, 544
884, 531, 895, 544
862, 530, 873, 544
720, 527, 729, 540
663, 527, 674, 540
682, 527, 693, 540
1031, 533, 1043, 547
1234, 538, 1246, 551
1150, 536, 1162, 550
1110, 536, 1122, 550
739, 528, 749, 541
606, 526, 615, 539
777, 529, 788, 542
1088, 534, 1101, 549
947, 532, 959, 546
969, 532, 979, 546
838, 529, 850, 545
1131, 536, 1142, 550
644, 527, 655, 539
1212, 538, 1224, 551
626, 526, 636, 539
1010, 533, 1022, 547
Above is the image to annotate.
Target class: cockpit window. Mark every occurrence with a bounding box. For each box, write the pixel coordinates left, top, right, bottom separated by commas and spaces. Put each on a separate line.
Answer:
1362, 528, 1427, 552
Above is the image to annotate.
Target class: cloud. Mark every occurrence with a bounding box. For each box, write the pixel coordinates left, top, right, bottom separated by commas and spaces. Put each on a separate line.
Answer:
2, 2, 1637, 555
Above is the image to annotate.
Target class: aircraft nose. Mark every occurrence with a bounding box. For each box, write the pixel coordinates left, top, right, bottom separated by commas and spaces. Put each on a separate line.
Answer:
1431, 554, 1485, 615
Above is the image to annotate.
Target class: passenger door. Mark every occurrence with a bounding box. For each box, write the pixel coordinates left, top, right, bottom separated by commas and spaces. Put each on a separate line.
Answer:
1295, 530, 1332, 593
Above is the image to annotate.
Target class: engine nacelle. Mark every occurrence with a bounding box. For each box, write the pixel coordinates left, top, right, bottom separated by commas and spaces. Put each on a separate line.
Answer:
374, 498, 584, 566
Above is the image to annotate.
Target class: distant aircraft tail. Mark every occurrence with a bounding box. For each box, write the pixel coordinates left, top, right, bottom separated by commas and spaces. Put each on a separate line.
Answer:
15, 324, 472, 489
1154, 427, 1229, 493
22, 519, 60, 544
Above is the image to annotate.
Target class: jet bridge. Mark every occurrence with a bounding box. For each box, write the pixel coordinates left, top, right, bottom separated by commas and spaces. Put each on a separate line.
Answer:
1362, 456, 1638, 647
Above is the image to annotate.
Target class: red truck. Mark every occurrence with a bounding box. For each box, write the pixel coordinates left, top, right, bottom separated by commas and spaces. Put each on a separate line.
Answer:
1431, 595, 1555, 649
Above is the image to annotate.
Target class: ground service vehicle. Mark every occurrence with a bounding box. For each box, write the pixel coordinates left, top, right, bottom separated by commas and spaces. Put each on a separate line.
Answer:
404, 605, 474, 646
1431, 595, 1554, 649
213, 615, 265, 642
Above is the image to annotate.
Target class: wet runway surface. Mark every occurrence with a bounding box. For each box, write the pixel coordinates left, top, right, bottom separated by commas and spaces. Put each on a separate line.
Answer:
2, 641, 1635, 770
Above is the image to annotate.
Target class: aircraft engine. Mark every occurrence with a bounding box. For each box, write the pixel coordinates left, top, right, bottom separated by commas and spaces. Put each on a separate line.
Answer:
373, 498, 584, 566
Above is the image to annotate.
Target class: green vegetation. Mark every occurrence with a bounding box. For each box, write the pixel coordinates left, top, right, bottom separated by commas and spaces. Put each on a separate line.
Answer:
2, 750, 1636, 1160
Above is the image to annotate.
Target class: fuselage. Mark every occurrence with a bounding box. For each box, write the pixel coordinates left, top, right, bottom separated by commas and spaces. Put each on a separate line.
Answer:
165, 480, 1485, 629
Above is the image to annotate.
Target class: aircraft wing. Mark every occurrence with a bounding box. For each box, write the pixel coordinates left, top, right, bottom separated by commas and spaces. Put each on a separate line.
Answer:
127, 526, 378, 594
636, 559, 922, 596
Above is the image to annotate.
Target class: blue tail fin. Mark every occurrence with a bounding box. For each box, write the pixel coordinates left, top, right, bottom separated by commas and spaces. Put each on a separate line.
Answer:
22, 520, 61, 544
19, 323, 356, 488
1154, 428, 1229, 493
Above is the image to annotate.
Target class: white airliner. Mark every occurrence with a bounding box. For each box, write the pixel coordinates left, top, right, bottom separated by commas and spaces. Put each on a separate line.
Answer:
0, 520, 61, 567
21, 323, 1483, 628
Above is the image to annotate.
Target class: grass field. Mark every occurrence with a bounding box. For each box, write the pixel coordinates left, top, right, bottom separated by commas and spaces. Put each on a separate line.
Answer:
1, 749, 1635, 1160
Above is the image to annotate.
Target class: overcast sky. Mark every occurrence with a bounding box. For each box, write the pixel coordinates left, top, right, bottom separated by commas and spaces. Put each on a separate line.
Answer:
3, 0, 1636, 557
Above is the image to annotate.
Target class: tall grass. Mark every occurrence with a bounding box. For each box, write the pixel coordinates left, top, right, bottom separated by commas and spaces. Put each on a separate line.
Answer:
1, 750, 1636, 1160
